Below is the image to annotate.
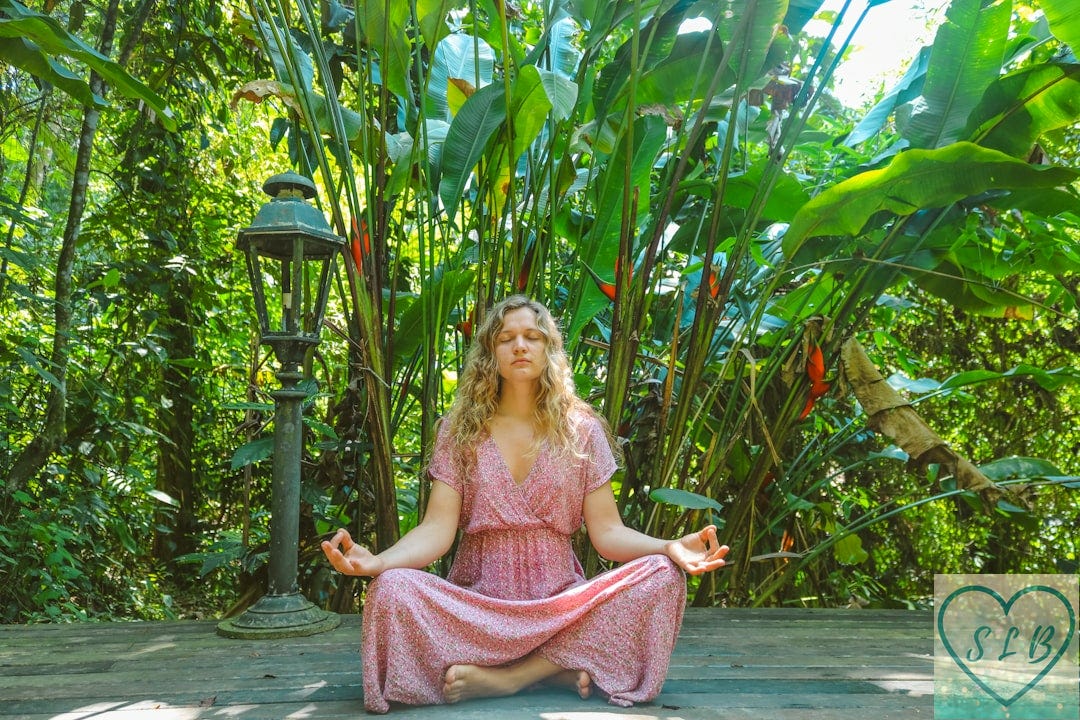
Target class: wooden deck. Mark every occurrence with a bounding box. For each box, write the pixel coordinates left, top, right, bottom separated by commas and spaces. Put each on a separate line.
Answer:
0, 608, 934, 719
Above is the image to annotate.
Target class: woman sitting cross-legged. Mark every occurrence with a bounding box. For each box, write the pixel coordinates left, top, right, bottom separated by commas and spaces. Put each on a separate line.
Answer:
321, 294, 729, 713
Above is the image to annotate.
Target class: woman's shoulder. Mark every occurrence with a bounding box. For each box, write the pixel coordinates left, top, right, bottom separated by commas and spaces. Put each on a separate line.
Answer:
567, 403, 610, 440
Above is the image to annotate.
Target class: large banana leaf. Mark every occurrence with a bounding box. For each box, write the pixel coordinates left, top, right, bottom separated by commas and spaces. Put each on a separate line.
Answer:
966, 63, 1080, 157
488, 66, 559, 216
782, 142, 1080, 259
904, 0, 1010, 149
0, 36, 104, 108
845, 47, 930, 148
716, 0, 788, 85
416, 0, 453, 52
783, 0, 829, 34
591, 0, 699, 121
426, 34, 495, 122
1039, 0, 1080, 51
524, 17, 583, 80
0, 0, 175, 129
586, 116, 668, 263
568, 0, 676, 54
911, 260, 1034, 316
356, 0, 411, 100
438, 83, 508, 223
633, 30, 730, 111
508, 67, 558, 169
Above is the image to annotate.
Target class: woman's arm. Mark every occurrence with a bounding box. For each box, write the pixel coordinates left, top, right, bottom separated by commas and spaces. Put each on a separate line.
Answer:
583, 481, 729, 575
321, 479, 462, 577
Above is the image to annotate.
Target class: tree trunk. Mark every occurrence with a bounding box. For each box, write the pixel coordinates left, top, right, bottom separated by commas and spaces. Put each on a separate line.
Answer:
154, 275, 199, 563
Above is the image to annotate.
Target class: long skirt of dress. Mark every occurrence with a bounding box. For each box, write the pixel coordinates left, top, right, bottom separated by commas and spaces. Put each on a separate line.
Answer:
360, 554, 686, 713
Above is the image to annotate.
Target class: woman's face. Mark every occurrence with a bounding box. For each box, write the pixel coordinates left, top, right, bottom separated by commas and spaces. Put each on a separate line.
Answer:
493, 306, 548, 384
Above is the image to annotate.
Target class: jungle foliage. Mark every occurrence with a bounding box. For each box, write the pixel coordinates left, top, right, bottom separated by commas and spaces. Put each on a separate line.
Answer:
1, 0, 1079, 623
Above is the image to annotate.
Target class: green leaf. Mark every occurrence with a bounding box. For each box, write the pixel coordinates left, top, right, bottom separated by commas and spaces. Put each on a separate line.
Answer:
833, 534, 869, 565
358, 0, 411, 99
720, 161, 810, 222
649, 487, 724, 513
910, 260, 1033, 316
438, 82, 508, 223
393, 269, 475, 365
846, 47, 930, 147
979, 456, 1063, 482
869, 445, 911, 462
886, 374, 942, 394
114, 523, 138, 554
230, 437, 274, 470
967, 63, 1080, 157
303, 418, 338, 440
785, 492, 816, 512
527, 17, 583, 81
718, 0, 787, 84
255, 18, 313, 89
939, 364, 1080, 392
426, 33, 495, 122
0, 0, 176, 130
508, 65, 554, 163
783, 142, 1080, 259
634, 30, 728, 111
16, 347, 61, 391
904, 0, 1010, 149
783, 0, 829, 35
416, 0, 452, 51
537, 68, 578, 122
146, 489, 179, 507
0, 36, 104, 108
592, 1, 692, 120
568, 114, 667, 345
1040, 0, 1080, 52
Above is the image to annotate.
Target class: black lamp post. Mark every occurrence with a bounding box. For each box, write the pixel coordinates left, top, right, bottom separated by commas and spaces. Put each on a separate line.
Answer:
217, 171, 343, 639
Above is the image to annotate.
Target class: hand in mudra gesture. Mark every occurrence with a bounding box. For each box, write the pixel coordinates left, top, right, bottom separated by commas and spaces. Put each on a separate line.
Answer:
321, 528, 384, 577
665, 524, 729, 576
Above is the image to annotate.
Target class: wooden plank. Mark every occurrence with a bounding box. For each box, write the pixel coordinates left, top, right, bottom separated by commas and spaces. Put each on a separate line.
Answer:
0, 608, 935, 719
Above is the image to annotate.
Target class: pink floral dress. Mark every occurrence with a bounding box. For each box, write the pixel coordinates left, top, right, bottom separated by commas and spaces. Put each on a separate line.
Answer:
359, 413, 686, 713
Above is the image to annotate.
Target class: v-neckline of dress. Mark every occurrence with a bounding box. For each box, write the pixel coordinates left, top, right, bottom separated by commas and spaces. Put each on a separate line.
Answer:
488, 435, 540, 486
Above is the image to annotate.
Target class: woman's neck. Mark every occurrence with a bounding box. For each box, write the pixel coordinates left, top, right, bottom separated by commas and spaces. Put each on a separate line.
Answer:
497, 381, 538, 421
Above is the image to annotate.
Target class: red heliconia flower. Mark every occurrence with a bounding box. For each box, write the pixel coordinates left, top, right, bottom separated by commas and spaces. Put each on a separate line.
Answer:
798, 344, 831, 420
705, 265, 721, 299
780, 529, 795, 553
455, 306, 476, 341
585, 258, 626, 302
350, 216, 371, 274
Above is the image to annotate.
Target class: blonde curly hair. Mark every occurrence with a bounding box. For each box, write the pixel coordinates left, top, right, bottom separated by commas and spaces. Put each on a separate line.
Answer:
439, 295, 611, 474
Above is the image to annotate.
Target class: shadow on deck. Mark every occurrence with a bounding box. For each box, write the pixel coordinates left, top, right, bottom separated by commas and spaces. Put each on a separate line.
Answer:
0, 608, 933, 719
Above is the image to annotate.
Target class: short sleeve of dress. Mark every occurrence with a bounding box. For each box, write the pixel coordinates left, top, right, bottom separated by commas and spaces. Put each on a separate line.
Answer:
427, 420, 462, 494
582, 414, 618, 493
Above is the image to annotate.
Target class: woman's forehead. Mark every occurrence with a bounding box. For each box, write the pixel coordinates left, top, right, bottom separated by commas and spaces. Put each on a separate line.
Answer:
498, 306, 541, 331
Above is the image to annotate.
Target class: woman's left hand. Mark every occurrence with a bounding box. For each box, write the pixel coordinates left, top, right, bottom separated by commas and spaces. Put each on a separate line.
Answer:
665, 524, 729, 575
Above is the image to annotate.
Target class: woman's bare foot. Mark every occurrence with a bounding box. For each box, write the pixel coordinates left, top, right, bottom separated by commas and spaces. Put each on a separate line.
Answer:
443, 664, 521, 703
548, 669, 592, 699
442, 656, 588, 704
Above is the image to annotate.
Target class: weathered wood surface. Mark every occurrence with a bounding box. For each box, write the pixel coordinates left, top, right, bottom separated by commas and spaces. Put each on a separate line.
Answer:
0, 608, 933, 719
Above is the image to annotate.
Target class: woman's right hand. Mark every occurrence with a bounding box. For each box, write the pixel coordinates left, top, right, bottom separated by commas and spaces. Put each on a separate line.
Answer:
321, 528, 384, 577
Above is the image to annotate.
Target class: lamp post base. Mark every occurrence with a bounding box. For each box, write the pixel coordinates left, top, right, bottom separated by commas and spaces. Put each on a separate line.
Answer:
216, 592, 341, 639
